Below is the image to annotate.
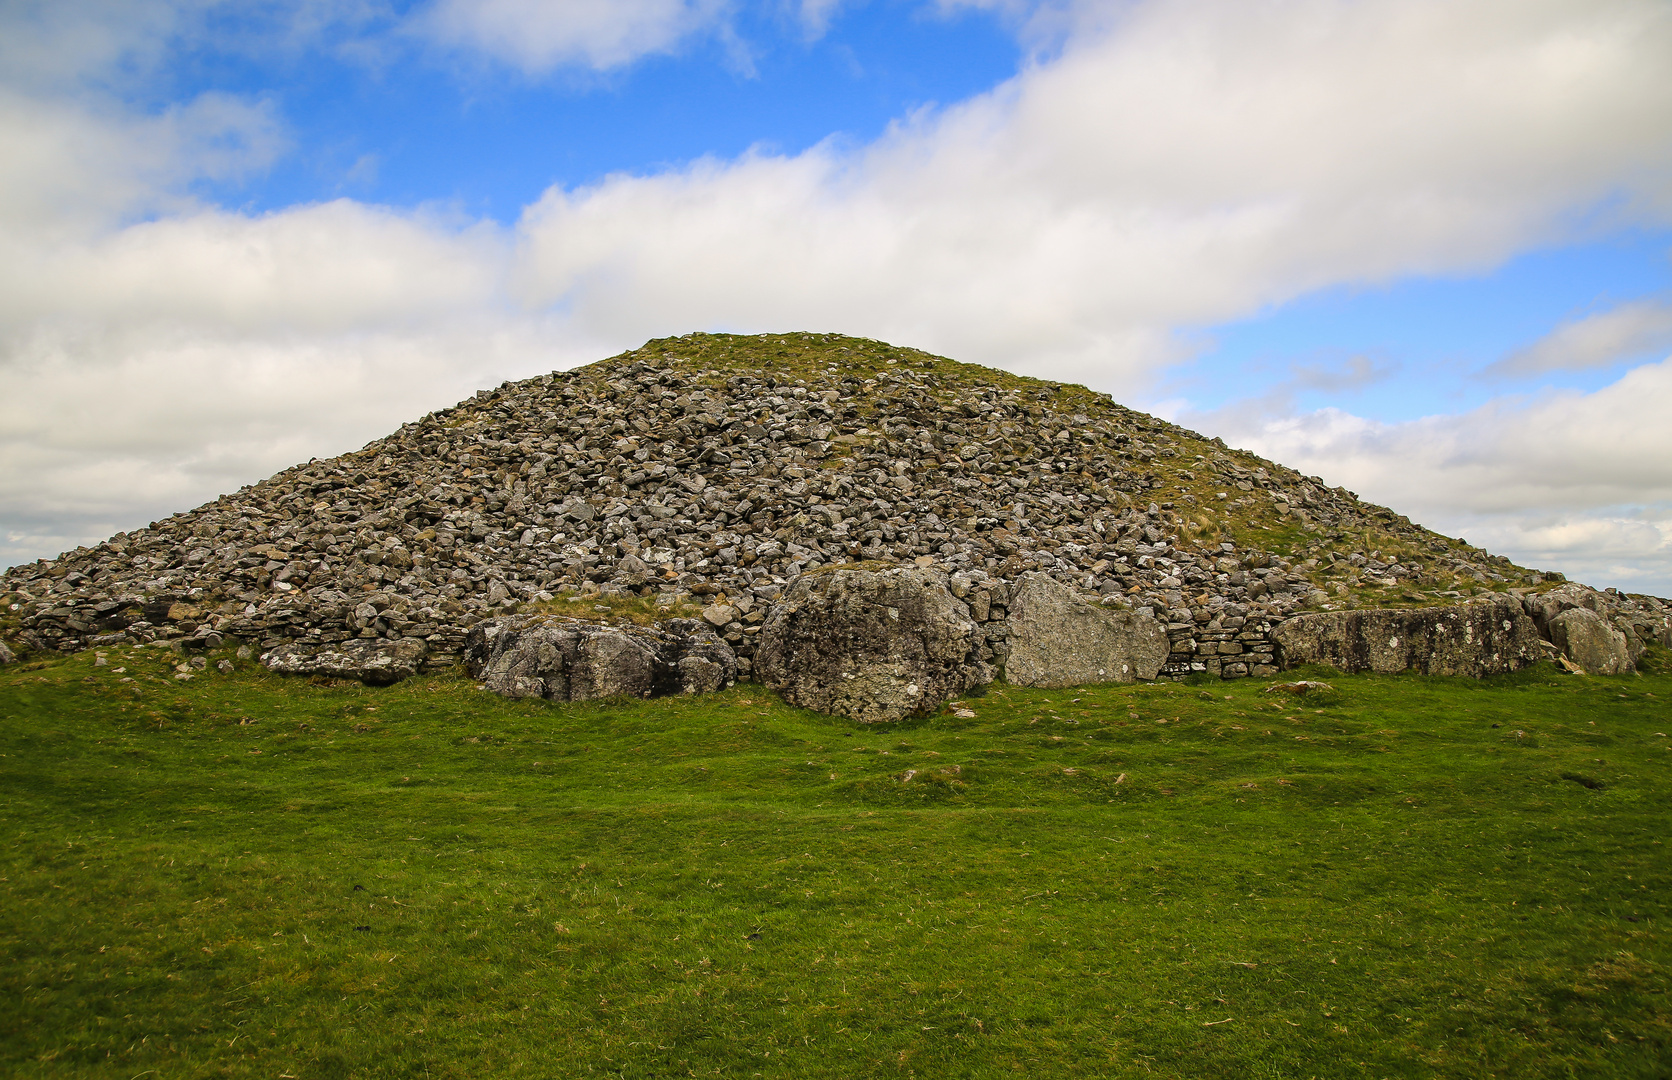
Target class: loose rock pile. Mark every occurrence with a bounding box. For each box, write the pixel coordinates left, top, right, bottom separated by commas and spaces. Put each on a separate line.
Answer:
3, 332, 1669, 714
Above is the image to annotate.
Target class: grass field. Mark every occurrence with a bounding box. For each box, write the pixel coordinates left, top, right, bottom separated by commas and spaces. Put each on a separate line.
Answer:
2, 644, 1669, 1079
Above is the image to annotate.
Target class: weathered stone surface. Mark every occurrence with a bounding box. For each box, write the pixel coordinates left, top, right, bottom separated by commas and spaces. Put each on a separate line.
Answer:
1547, 608, 1632, 675
1004, 572, 1168, 686
754, 566, 990, 722
0, 640, 14, 665
1524, 583, 1609, 635
1525, 584, 1663, 667
1270, 597, 1541, 677
464, 614, 736, 701
261, 638, 428, 686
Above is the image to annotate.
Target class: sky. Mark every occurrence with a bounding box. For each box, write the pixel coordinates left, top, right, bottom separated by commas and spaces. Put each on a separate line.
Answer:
3, 0, 1672, 593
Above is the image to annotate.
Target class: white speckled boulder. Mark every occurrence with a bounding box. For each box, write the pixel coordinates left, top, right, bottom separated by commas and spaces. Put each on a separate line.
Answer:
755, 566, 991, 723
261, 638, 428, 686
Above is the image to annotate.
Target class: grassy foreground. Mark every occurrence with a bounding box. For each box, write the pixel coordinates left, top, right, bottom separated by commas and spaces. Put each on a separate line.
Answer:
2, 646, 1670, 1079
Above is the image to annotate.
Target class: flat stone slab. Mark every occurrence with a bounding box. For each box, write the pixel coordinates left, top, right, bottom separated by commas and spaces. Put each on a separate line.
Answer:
1270, 596, 1542, 677
1004, 572, 1168, 686
261, 638, 428, 686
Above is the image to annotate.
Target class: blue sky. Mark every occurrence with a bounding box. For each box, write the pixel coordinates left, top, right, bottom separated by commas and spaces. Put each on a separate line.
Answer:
179, 2, 1026, 220
1172, 231, 1672, 422
3, 0, 1672, 593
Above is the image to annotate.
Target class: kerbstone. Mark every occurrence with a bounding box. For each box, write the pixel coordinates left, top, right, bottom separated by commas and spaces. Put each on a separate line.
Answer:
755, 566, 991, 723
261, 638, 428, 686
464, 614, 736, 701
1003, 572, 1169, 686
1270, 597, 1541, 677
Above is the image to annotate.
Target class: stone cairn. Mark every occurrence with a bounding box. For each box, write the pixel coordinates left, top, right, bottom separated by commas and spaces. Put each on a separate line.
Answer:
3, 332, 1668, 719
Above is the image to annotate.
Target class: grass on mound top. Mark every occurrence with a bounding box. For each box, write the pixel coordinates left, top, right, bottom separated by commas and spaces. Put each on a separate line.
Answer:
3, 644, 1670, 1079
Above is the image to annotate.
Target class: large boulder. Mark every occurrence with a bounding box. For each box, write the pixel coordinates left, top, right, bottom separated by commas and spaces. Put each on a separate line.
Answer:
1524, 584, 1664, 666
1524, 583, 1610, 637
754, 565, 991, 723
1271, 596, 1542, 677
261, 637, 428, 686
1547, 608, 1633, 675
0, 639, 15, 665
464, 615, 736, 701
1003, 572, 1168, 686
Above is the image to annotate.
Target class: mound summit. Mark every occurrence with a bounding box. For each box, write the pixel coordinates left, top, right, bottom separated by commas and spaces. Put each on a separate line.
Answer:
3, 332, 1668, 703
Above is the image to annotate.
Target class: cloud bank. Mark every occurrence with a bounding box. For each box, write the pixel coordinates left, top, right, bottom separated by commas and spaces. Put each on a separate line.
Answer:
3, 0, 1672, 592
1486, 297, 1672, 377
421, 0, 735, 72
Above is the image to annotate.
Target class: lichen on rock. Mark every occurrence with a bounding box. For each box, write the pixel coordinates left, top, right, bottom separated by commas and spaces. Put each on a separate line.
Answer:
1270, 596, 1542, 677
1004, 572, 1168, 686
464, 614, 736, 701
754, 565, 991, 722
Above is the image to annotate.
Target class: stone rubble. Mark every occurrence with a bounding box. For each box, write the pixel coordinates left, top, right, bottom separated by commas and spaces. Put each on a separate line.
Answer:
3, 331, 1669, 693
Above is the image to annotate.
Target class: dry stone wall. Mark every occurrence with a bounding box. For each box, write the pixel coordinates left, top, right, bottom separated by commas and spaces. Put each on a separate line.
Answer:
2, 331, 1668, 690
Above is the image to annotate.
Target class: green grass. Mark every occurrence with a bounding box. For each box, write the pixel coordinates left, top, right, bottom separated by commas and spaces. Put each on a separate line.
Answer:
3, 645, 1670, 1078
518, 593, 708, 624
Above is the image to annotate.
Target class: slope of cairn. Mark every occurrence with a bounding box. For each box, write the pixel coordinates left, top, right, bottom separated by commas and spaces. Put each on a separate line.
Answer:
3, 332, 1668, 683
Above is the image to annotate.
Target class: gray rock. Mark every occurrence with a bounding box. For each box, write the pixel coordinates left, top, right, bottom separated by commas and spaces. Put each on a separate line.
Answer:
754, 565, 991, 723
1270, 597, 1541, 677
1547, 608, 1632, 675
1523, 583, 1610, 637
1003, 572, 1168, 686
678, 653, 729, 694
464, 614, 736, 701
0, 640, 15, 665
261, 638, 428, 686
702, 604, 738, 628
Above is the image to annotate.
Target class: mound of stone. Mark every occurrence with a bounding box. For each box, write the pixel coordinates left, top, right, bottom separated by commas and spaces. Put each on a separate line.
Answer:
3, 330, 1666, 690
1003, 572, 1168, 686
464, 614, 735, 701
1270, 596, 1542, 677
261, 638, 428, 686
754, 565, 991, 722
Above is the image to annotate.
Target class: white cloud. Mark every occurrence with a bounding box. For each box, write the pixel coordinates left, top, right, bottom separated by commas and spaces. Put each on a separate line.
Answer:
1487, 297, 1672, 377
6, 0, 1672, 594
0, 87, 288, 237
420, 0, 734, 72
0, 200, 506, 333
511, 0, 1672, 389
0, 0, 189, 94
795, 0, 848, 37
1205, 356, 1672, 593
